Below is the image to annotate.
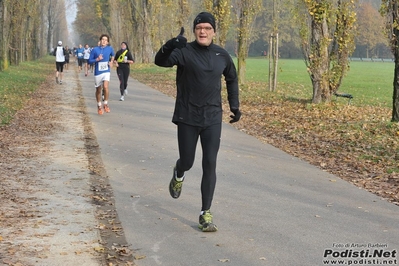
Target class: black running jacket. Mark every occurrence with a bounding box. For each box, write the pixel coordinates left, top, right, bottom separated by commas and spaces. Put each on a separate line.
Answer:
155, 41, 239, 127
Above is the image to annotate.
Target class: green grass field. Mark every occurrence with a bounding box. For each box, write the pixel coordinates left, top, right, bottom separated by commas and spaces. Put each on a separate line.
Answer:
243, 57, 394, 107
133, 57, 395, 108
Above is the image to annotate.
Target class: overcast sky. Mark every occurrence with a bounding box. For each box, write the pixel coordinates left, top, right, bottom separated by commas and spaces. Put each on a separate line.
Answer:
65, 0, 77, 29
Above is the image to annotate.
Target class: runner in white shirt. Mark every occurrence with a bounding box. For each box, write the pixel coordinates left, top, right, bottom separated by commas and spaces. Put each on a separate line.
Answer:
53, 41, 66, 84
83, 44, 91, 76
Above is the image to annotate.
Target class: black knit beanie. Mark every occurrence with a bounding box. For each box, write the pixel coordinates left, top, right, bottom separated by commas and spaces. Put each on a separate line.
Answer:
121, 42, 129, 51
193, 12, 216, 32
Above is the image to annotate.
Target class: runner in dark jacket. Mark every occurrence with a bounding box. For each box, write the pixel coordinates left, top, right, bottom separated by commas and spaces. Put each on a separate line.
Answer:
155, 11, 241, 232
114, 42, 134, 101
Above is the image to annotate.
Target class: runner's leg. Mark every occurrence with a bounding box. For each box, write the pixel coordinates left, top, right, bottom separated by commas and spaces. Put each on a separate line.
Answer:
176, 123, 200, 178
199, 123, 222, 211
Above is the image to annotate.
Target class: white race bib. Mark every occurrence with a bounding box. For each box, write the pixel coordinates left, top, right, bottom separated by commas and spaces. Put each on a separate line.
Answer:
98, 62, 108, 71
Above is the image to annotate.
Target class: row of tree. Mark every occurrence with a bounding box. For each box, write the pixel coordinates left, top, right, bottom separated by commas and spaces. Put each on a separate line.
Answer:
71, 0, 398, 121
0, 0, 398, 121
72, 0, 389, 59
0, 0, 69, 71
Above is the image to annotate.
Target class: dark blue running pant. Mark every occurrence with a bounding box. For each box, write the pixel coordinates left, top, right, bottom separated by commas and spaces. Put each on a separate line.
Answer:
175, 122, 221, 211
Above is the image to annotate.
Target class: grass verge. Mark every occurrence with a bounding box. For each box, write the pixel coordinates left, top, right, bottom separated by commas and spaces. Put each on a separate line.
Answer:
0, 56, 54, 125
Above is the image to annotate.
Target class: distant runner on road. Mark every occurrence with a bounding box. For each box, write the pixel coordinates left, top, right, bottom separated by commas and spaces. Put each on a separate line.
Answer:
114, 42, 134, 101
75, 44, 84, 72
53, 40, 66, 85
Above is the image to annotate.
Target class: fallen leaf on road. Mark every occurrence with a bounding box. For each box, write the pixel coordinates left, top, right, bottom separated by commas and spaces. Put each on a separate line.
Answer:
106, 254, 115, 259
134, 254, 146, 260
94, 246, 105, 253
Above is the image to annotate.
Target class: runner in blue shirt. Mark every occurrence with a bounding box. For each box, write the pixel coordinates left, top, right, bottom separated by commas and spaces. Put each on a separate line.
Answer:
75, 44, 84, 72
88, 34, 115, 115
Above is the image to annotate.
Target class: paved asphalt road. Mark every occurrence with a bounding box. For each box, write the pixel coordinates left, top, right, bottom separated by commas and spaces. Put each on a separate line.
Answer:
79, 70, 398, 266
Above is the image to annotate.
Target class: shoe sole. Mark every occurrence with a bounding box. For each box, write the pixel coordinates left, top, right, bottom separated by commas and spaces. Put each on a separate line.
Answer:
198, 223, 218, 232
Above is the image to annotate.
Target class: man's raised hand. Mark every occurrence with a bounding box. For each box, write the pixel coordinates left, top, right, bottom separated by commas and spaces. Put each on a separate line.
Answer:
162, 27, 187, 51
174, 27, 187, 49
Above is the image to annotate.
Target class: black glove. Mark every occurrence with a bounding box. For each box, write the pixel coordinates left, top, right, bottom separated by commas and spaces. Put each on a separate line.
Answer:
229, 108, 241, 123
164, 27, 187, 50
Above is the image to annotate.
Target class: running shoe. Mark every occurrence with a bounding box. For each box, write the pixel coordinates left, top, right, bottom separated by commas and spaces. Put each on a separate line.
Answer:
120, 96, 124, 101
104, 104, 110, 113
124, 89, 128, 96
169, 167, 183, 199
198, 210, 218, 232
98, 106, 104, 115
59, 80, 62, 84
56, 77, 58, 84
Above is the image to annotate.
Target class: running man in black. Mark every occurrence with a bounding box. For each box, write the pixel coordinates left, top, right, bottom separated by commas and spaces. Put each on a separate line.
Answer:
155, 12, 241, 232
114, 42, 134, 101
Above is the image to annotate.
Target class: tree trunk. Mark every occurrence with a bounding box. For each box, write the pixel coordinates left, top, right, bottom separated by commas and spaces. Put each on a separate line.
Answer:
393, 58, 399, 122
300, 0, 356, 104
268, 33, 278, 92
47, 1, 54, 53
237, 53, 246, 84
141, 1, 152, 63
237, 24, 247, 84
392, 8, 399, 122
268, 34, 273, 91
237, 3, 249, 84
268, 0, 279, 92
128, 0, 153, 63
273, 33, 278, 91
310, 15, 330, 104
0, 0, 10, 71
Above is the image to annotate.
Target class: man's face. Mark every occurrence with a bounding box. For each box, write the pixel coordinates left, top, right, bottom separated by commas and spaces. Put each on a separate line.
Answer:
194, 23, 215, 47
100, 36, 108, 47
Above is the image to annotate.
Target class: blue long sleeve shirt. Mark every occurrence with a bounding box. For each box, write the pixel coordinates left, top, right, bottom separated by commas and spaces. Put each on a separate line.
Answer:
88, 45, 115, 76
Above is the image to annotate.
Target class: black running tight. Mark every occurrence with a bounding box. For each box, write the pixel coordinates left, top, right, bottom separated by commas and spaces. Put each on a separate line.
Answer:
117, 67, 130, 95
175, 122, 221, 211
